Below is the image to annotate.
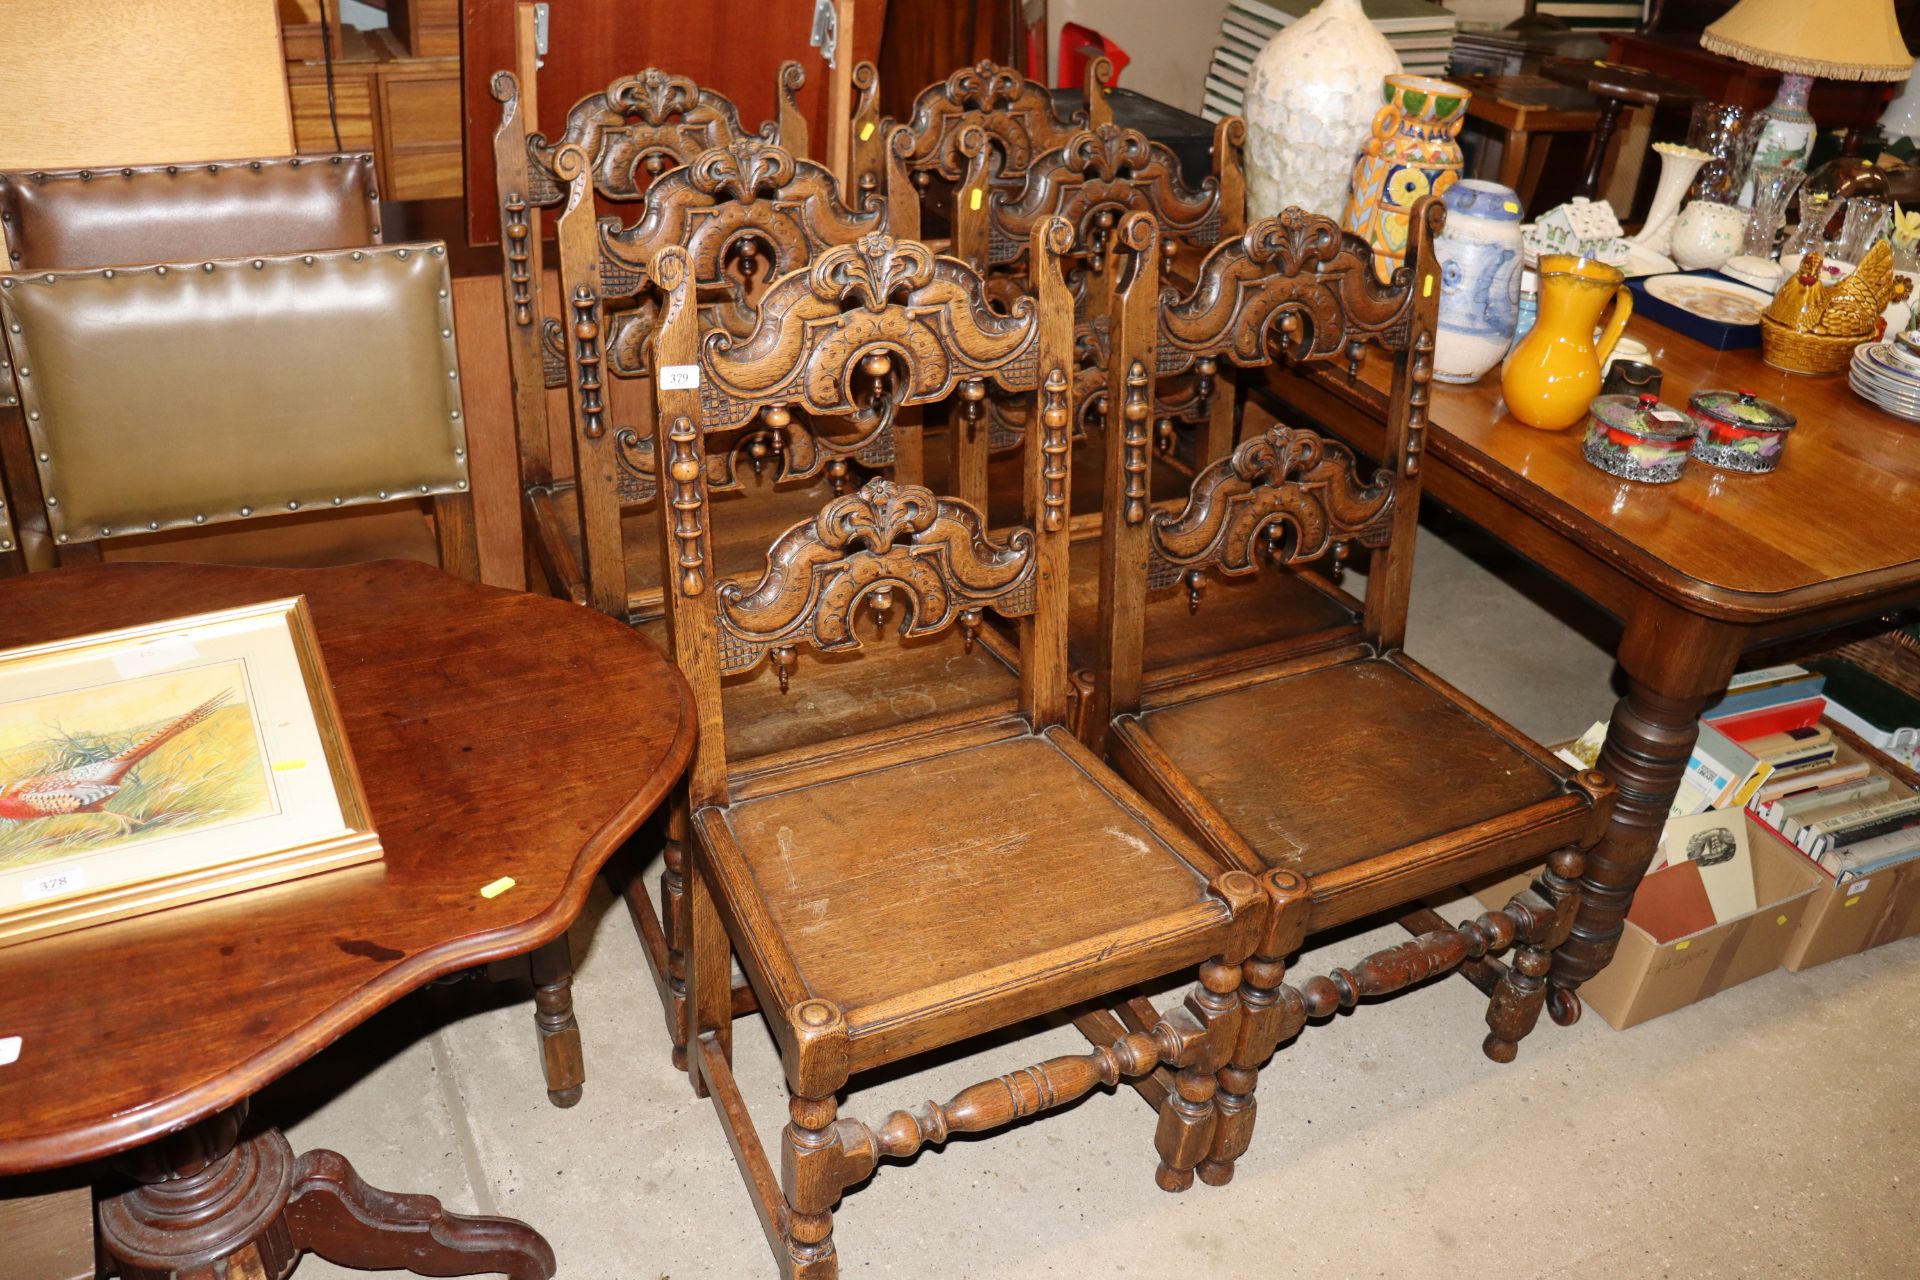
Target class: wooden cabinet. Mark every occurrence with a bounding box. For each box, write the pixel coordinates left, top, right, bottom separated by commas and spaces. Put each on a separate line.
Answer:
287, 28, 462, 202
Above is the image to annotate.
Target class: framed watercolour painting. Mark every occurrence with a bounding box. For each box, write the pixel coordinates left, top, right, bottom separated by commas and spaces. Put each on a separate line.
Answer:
0, 597, 381, 948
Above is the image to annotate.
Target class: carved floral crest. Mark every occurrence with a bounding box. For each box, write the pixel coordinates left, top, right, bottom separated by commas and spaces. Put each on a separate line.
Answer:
1148, 425, 1394, 586
810, 235, 937, 311
713, 478, 1035, 673
688, 139, 799, 200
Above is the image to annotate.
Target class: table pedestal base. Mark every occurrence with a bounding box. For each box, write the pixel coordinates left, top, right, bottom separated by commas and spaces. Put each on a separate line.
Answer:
98, 1105, 556, 1280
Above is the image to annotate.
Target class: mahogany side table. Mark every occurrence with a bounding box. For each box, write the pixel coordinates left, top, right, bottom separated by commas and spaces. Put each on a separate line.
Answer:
0, 560, 694, 1279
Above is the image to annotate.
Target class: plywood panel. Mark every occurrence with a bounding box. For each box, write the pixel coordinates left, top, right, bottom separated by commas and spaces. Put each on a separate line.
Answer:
0, 0, 295, 169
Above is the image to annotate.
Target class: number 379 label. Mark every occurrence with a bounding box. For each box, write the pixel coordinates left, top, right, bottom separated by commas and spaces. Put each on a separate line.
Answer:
658, 364, 701, 391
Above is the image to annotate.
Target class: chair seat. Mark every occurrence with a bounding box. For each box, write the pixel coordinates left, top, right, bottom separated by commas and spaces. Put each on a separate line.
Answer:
1140, 654, 1573, 896
531, 472, 838, 620
636, 618, 1020, 763
709, 728, 1233, 1058
1067, 540, 1360, 678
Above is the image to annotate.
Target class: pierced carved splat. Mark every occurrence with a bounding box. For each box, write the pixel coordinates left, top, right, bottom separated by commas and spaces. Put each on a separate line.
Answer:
1146, 425, 1393, 588
890, 61, 1091, 183
1157, 206, 1427, 374
694, 232, 1050, 430
612, 407, 895, 504
525, 68, 779, 204
987, 125, 1224, 268
712, 478, 1036, 676
594, 138, 889, 304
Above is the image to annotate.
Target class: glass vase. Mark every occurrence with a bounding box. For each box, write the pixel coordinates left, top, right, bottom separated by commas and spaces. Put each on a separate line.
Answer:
1743, 166, 1806, 258
1686, 102, 1757, 205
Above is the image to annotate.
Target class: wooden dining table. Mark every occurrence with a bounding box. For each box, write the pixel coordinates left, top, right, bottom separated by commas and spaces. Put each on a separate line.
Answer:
1260, 314, 1920, 1018
0, 560, 693, 1279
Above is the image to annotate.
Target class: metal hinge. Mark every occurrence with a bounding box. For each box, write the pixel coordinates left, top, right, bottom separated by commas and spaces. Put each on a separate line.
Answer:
809, 0, 838, 68
533, 3, 550, 67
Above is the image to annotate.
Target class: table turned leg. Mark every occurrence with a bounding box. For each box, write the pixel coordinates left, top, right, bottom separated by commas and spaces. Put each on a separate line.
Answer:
529, 933, 585, 1108
1547, 604, 1741, 1016
1577, 99, 1627, 200
96, 1101, 557, 1280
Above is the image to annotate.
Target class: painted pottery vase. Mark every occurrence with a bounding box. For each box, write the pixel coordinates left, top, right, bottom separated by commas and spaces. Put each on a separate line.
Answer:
1243, 0, 1402, 221
1433, 179, 1524, 384
1344, 75, 1471, 282
1669, 200, 1749, 272
1741, 73, 1817, 203
1500, 254, 1633, 431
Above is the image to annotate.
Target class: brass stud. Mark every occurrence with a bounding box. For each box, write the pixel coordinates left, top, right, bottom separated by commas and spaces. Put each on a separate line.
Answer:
78, 170, 92, 181
193, 514, 205, 524
156, 266, 167, 276
332, 496, 343, 505
454, 448, 465, 460
56, 533, 67, 543
442, 328, 452, 338
45, 496, 56, 507
447, 369, 457, 379
419, 484, 429, 493
102, 269, 114, 279
378, 490, 389, 499
328, 155, 341, 165
397, 248, 409, 259
206, 163, 219, 173
251, 259, 264, 269
99, 527, 110, 537
431, 245, 444, 256
166, 165, 178, 174
289, 158, 302, 168
42, 274, 52, 283
437, 289, 448, 298
18, 368, 28, 378
148, 521, 158, 531
303, 255, 315, 266
456, 479, 467, 490
239, 506, 252, 516
287, 501, 298, 510
28, 410, 38, 420
450, 410, 460, 420
252, 161, 263, 170
351, 251, 364, 261
201, 262, 214, 272
37, 453, 47, 462
121, 168, 133, 177
0, 280, 10, 289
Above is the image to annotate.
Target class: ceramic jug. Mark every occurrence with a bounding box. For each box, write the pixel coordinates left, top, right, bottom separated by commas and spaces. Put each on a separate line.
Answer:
1344, 74, 1470, 282
1500, 254, 1633, 430
1433, 179, 1524, 383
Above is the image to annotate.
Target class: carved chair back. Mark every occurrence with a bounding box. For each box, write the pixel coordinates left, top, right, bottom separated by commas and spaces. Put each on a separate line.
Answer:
957, 120, 1246, 277
851, 59, 1115, 216
1086, 203, 1442, 731
490, 63, 809, 495
552, 134, 925, 615
643, 221, 1080, 807
0, 242, 478, 578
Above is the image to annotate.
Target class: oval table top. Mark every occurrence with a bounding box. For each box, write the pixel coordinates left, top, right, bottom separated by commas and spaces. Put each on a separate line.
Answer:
0, 560, 693, 1174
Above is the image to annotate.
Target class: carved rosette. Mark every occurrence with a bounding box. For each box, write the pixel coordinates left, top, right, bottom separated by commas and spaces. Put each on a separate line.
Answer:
1120, 360, 1151, 525
570, 286, 606, 439
713, 479, 1034, 675
1039, 367, 1070, 531
1147, 425, 1392, 588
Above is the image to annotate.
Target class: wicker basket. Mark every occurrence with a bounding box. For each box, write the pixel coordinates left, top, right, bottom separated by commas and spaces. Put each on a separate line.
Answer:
1760, 316, 1870, 375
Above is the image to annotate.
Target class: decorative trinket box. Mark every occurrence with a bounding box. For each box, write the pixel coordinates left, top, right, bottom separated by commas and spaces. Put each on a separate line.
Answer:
1687, 389, 1796, 473
1581, 393, 1697, 484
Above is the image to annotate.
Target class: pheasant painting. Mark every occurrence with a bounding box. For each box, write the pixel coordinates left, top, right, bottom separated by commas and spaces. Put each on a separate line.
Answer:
0, 690, 236, 838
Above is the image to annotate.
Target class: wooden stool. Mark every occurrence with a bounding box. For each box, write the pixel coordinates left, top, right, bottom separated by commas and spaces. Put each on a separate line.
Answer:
1541, 58, 1701, 199
1458, 73, 1603, 208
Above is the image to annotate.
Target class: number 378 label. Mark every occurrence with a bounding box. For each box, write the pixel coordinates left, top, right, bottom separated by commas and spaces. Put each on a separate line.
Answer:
21, 868, 85, 902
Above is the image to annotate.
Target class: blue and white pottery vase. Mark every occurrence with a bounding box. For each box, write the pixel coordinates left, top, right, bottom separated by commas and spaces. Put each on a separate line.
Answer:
1434, 179, 1524, 384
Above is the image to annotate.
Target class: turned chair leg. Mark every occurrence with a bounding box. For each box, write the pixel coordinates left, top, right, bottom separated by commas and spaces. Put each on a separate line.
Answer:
782, 1092, 843, 1279
1197, 953, 1288, 1187
1153, 957, 1242, 1192
685, 850, 734, 1101
1485, 846, 1586, 1063
528, 934, 584, 1108
661, 800, 693, 1073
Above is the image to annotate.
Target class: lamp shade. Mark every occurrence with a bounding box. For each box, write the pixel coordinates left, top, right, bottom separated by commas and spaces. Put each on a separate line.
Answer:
1702, 0, 1913, 82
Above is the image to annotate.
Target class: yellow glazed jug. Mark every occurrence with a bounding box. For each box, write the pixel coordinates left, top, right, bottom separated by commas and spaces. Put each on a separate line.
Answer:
1501, 254, 1633, 430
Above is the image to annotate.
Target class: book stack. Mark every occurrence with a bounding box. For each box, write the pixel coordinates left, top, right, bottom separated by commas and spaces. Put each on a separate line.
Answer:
1200, 0, 1460, 124
1695, 664, 1920, 880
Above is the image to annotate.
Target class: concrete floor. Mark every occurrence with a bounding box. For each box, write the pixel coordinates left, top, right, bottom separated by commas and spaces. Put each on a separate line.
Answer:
275, 521, 1920, 1279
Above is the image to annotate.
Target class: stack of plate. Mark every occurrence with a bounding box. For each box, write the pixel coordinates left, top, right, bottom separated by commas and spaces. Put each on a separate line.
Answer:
1849, 336, 1920, 422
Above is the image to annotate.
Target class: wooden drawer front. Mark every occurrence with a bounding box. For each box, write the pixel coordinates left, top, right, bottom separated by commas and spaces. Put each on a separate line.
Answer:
290, 75, 377, 152
379, 76, 462, 200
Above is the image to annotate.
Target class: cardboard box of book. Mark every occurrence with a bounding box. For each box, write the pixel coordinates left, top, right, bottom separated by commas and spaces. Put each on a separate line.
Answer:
1474, 811, 1822, 1030
1770, 724, 1920, 971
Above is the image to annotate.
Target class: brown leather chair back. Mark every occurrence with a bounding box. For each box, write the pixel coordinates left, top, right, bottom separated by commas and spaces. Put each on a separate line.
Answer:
0, 242, 476, 575
0, 153, 380, 272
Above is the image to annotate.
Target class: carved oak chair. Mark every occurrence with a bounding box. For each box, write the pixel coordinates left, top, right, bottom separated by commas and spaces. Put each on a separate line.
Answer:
546, 134, 924, 624
651, 220, 1271, 1278
0, 152, 384, 571
848, 58, 1114, 230
490, 63, 812, 589
1082, 207, 1615, 1186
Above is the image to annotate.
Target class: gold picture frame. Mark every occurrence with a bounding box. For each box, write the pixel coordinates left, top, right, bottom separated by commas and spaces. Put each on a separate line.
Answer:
0, 597, 381, 948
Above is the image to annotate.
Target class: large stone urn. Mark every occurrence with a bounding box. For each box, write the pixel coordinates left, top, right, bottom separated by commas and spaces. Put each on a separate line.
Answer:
1242, 0, 1402, 221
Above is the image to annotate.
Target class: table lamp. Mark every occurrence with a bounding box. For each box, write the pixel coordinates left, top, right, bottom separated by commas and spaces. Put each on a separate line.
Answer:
1700, 0, 1912, 199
